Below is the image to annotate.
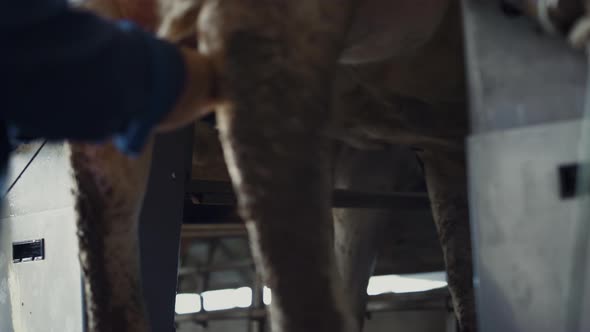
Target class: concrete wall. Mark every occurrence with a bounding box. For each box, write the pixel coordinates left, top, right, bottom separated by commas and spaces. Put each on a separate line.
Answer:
0, 143, 83, 332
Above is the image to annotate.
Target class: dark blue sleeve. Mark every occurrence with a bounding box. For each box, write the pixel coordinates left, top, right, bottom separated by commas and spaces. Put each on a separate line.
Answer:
0, 1, 186, 156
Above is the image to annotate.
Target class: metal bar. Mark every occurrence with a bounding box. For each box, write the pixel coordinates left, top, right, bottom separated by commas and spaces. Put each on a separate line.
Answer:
139, 127, 194, 332
182, 203, 240, 224
198, 239, 218, 316
249, 276, 266, 332
178, 260, 254, 275
333, 189, 430, 210
181, 224, 248, 239
187, 180, 431, 210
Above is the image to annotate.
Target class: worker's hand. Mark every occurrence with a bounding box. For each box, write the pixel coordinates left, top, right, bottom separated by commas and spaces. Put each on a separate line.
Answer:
156, 48, 225, 132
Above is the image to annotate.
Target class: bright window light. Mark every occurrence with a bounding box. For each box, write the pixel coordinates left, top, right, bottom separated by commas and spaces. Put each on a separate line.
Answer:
202, 287, 253, 311
263, 286, 272, 305
258, 272, 446, 304
175, 293, 202, 314
176, 272, 447, 314
366, 272, 447, 295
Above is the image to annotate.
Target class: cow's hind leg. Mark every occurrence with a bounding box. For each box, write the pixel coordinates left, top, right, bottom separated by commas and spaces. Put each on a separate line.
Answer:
333, 145, 426, 330
197, 1, 357, 331
70, 142, 153, 332
419, 148, 476, 332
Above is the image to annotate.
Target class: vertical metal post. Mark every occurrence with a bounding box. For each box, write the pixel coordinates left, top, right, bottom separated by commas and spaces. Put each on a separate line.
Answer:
138, 126, 193, 332
249, 274, 266, 332
197, 239, 218, 328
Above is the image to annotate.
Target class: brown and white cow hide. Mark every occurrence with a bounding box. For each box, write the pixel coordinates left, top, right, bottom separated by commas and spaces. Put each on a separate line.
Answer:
186, 2, 473, 332
67, 1, 590, 332
69, 1, 470, 332
69, 1, 159, 331
71, 142, 153, 332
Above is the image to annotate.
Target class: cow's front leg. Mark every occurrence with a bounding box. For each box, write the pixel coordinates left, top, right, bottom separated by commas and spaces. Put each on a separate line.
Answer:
197, 1, 356, 331
419, 148, 476, 332
71, 142, 153, 332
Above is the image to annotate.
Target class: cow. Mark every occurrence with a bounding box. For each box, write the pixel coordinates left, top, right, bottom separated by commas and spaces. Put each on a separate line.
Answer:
68, 1, 590, 332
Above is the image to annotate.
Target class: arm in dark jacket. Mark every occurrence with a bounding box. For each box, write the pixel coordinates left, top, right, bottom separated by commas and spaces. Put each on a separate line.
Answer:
1, 1, 186, 155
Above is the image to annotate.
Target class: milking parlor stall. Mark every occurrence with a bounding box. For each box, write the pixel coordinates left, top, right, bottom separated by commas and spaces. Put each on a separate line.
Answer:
2, 1, 590, 332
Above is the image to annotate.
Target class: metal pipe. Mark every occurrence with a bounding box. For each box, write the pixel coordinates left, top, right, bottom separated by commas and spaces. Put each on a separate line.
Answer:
187, 180, 431, 210
181, 224, 248, 239
178, 260, 254, 275
249, 276, 266, 332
